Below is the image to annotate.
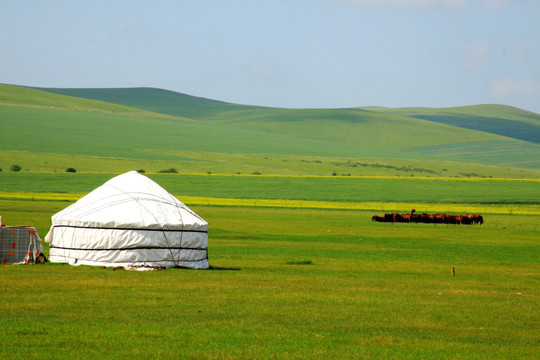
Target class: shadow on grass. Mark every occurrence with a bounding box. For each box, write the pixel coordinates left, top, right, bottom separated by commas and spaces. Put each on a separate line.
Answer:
285, 260, 314, 265
208, 265, 241, 271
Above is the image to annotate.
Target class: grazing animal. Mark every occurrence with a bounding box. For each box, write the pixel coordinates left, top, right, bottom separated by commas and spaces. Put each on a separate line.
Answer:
410, 209, 416, 223
461, 214, 473, 225
371, 211, 483, 225
424, 213, 435, 223
399, 213, 410, 222
473, 214, 484, 225
433, 214, 444, 223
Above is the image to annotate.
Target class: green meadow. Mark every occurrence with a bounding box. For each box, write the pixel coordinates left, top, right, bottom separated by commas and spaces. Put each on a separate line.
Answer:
1, 84, 539, 358
3, 84, 540, 175
0, 173, 539, 205
1, 201, 538, 359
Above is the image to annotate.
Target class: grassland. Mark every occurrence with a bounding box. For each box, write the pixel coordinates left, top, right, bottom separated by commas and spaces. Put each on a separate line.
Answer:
31, 85, 540, 172
34, 86, 260, 119
2, 84, 540, 175
378, 104, 540, 144
1, 200, 538, 359
0, 84, 169, 117
1, 173, 538, 205
1, 83, 539, 358
3, 149, 540, 179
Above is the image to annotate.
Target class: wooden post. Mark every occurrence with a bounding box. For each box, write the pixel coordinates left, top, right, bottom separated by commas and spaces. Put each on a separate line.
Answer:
452, 267, 455, 277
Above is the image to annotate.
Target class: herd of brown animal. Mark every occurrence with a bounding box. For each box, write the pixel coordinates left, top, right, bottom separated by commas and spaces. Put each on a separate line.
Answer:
372, 209, 483, 225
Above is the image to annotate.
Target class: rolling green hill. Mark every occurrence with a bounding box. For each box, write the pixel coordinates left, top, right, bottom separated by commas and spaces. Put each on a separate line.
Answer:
2, 84, 540, 176
34, 86, 260, 119
378, 105, 540, 144
35, 86, 540, 149
36, 86, 540, 142
0, 84, 173, 118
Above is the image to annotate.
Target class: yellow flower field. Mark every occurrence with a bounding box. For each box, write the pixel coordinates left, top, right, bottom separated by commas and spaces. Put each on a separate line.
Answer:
179, 196, 540, 215
1, 191, 538, 215
0, 191, 86, 202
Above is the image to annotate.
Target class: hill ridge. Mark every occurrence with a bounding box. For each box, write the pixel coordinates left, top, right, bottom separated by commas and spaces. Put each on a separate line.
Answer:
2, 83, 539, 174
35, 86, 539, 141
0, 83, 188, 119
34, 86, 264, 120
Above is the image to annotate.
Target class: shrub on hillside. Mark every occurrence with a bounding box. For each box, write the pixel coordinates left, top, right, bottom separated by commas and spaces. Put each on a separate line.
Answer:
157, 168, 178, 174
137, 169, 146, 173
66, 168, 77, 173
10, 164, 22, 172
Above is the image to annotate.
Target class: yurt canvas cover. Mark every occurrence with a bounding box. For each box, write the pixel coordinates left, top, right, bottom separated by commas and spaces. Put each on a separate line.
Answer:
0, 226, 44, 265
45, 171, 208, 269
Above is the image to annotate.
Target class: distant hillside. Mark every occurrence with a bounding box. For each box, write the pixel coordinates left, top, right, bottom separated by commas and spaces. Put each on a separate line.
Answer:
379, 105, 540, 144
37, 87, 540, 144
35, 87, 540, 146
0, 84, 170, 118
35, 87, 262, 119
2, 84, 540, 175
200, 107, 503, 151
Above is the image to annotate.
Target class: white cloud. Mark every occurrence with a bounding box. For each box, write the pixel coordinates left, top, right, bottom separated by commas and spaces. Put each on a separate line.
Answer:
490, 78, 540, 99
444, 0, 467, 7
249, 62, 272, 77
457, 40, 490, 70
333, 0, 516, 11
502, 42, 528, 62
335, 0, 466, 9
483, 0, 508, 11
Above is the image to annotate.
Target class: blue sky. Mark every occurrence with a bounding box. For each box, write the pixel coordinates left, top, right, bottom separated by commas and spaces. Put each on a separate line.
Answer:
2, 0, 539, 113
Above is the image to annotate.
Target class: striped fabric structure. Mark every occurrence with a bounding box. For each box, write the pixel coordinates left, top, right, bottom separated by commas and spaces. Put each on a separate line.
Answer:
0, 226, 44, 265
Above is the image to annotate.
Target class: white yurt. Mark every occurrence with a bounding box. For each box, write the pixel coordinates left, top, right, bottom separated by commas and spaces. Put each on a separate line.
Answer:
45, 171, 208, 269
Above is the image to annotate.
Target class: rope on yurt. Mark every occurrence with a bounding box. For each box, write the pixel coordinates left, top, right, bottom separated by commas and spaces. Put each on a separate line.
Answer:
52, 204, 74, 264
104, 184, 179, 267
165, 192, 186, 268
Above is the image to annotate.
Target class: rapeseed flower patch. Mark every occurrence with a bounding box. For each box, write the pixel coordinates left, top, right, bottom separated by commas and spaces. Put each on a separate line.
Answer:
180, 196, 539, 215
1, 192, 537, 215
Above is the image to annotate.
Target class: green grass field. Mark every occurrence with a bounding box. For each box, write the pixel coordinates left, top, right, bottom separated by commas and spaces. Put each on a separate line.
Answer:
1, 84, 539, 358
0, 172, 538, 359
3, 84, 540, 175
1, 200, 538, 359
0, 173, 539, 205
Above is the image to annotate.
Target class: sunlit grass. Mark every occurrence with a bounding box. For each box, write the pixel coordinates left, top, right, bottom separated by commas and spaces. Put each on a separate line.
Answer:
0, 191, 85, 202
1, 191, 538, 215
180, 196, 540, 215
1, 84, 539, 359
1, 201, 538, 359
